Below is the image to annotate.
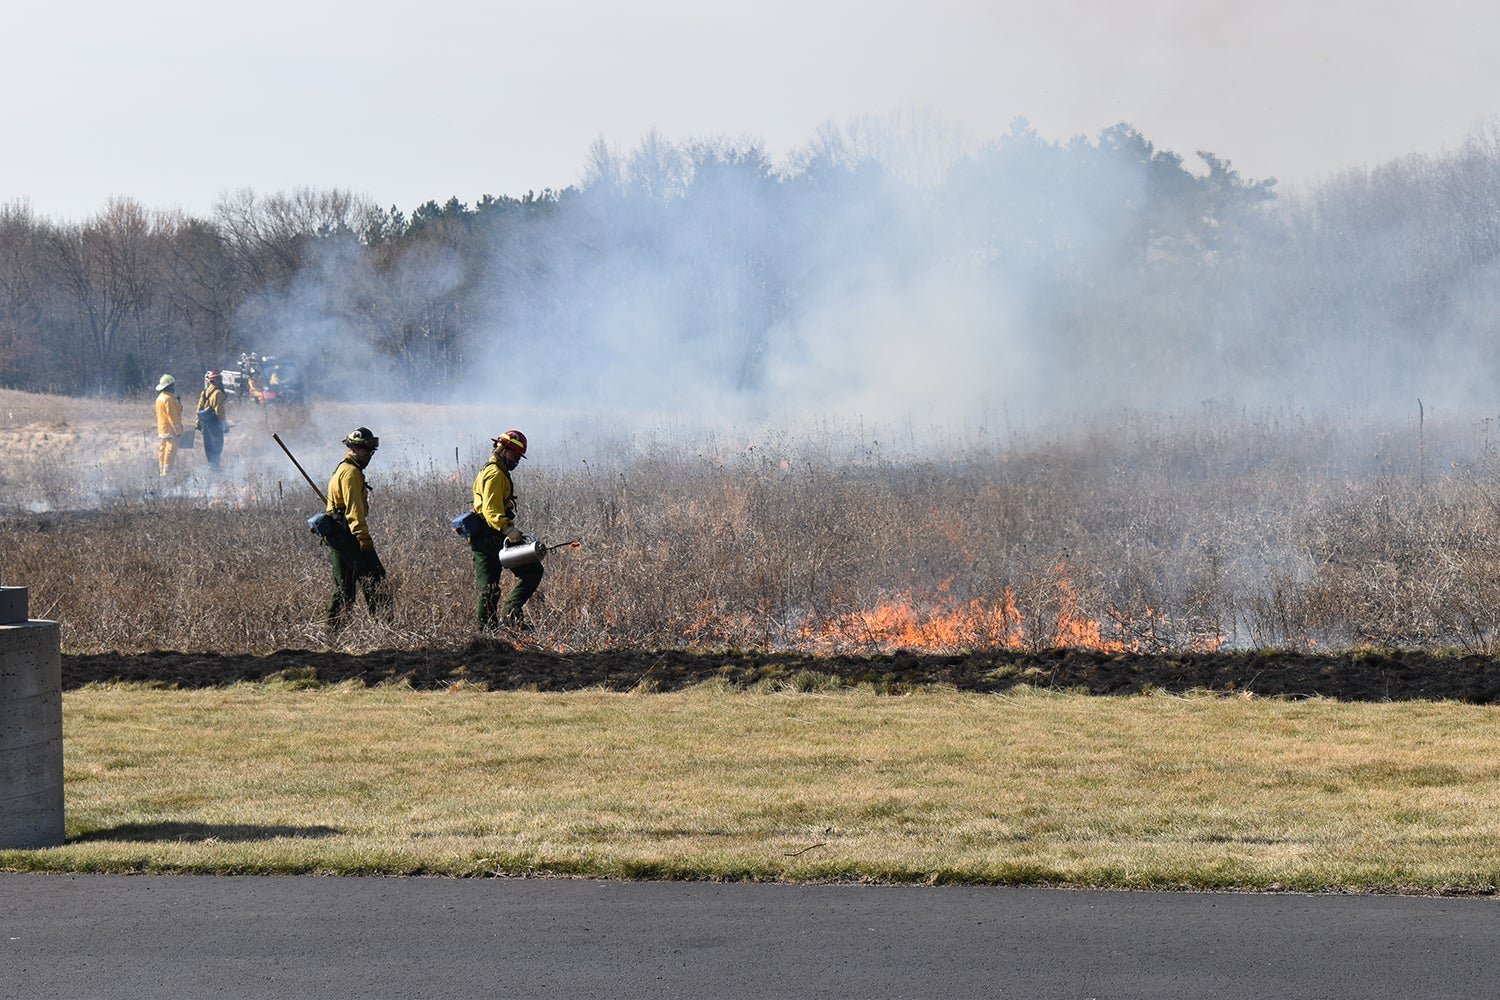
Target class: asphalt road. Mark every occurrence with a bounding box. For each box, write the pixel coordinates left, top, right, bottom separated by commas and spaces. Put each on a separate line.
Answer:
2, 874, 1496, 999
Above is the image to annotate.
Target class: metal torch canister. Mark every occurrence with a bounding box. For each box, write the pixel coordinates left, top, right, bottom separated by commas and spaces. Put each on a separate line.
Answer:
498, 537, 546, 568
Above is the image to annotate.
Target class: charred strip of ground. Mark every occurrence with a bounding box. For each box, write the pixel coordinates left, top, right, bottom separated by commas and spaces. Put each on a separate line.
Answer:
59, 645, 1500, 702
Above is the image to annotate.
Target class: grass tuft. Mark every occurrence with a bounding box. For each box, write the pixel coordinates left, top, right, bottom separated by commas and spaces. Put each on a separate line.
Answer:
262, 667, 323, 690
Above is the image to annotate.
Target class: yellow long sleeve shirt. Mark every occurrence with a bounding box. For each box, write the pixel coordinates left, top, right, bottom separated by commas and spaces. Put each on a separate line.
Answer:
326, 456, 374, 549
196, 385, 225, 424
472, 459, 518, 537
155, 392, 182, 436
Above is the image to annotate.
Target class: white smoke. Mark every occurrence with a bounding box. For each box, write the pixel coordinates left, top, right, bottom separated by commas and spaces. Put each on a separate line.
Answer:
204, 114, 1500, 471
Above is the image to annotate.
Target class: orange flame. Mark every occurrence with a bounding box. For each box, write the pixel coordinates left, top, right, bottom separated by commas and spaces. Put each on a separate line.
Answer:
677, 563, 1226, 654
1049, 563, 1126, 653
794, 588, 1026, 653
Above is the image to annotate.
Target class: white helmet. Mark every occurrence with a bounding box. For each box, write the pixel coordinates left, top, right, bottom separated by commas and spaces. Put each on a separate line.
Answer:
155, 374, 176, 391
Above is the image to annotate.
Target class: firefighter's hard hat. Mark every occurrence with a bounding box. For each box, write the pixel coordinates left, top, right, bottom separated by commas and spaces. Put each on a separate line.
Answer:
493, 429, 527, 458
204, 370, 221, 382
155, 374, 175, 391
343, 427, 380, 451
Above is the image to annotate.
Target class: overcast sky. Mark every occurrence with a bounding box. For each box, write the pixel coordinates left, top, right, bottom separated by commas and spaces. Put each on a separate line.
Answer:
3, 0, 1495, 222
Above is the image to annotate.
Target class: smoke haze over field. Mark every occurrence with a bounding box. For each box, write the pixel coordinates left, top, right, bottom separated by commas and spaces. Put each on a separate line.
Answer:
5, 133, 1500, 455
211, 115, 1500, 452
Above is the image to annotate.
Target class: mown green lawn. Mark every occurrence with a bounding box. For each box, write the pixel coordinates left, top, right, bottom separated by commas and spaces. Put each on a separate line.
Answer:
7, 681, 1500, 894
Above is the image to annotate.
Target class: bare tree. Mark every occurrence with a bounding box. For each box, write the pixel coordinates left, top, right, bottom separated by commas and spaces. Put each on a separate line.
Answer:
155, 211, 238, 374
37, 198, 163, 391
626, 130, 689, 204
580, 136, 626, 195
212, 187, 384, 361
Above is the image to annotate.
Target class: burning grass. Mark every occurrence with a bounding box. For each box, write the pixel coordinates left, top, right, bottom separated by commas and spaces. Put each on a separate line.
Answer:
6, 390, 1500, 654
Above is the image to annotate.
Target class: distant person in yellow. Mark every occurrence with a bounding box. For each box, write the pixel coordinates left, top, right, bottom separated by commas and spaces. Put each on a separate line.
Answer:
153, 374, 183, 477
323, 427, 392, 634
195, 370, 228, 471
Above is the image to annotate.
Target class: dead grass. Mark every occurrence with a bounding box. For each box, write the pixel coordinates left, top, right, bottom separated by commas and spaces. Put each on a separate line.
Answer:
9, 683, 1500, 891
6, 390, 1500, 653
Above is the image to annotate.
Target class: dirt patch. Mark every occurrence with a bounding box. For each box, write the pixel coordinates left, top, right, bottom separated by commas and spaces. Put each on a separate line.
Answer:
59, 644, 1500, 702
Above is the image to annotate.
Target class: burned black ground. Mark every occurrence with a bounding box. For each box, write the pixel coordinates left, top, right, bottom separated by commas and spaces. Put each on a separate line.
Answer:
60, 644, 1500, 702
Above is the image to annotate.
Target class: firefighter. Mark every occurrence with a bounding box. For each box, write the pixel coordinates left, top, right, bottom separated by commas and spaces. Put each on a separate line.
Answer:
323, 427, 392, 634
471, 429, 543, 631
195, 370, 228, 471
153, 374, 183, 477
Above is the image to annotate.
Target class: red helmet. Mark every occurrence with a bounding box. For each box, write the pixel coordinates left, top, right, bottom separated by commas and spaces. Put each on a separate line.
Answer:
204, 370, 221, 382
492, 429, 527, 458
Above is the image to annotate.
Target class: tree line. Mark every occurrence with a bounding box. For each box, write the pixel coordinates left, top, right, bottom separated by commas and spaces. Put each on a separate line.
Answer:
3, 118, 1498, 411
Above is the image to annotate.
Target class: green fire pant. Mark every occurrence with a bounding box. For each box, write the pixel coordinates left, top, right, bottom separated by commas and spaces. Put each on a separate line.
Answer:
471, 539, 544, 630
327, 543, 391, 630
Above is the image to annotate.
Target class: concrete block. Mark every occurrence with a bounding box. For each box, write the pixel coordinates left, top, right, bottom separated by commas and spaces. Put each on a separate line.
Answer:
0, 787, 65, 849
0, 587, 28, 625
0, 622, 62, 700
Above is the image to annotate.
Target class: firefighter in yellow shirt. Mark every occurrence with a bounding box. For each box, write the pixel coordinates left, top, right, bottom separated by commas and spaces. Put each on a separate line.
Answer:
153, 375, 183, 476
323, 427, 392, 634
470, 429, 543, 630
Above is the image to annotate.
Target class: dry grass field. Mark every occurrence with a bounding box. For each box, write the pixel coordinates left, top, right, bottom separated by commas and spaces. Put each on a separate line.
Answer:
6, 387, 1500, 658
9, 387, 1500, 704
